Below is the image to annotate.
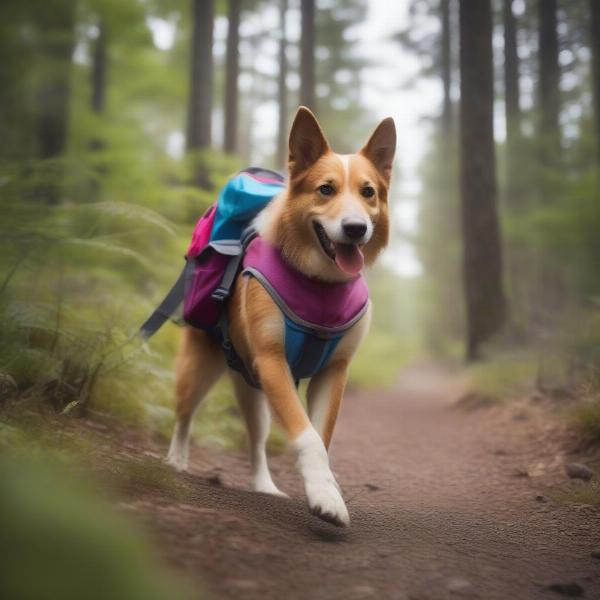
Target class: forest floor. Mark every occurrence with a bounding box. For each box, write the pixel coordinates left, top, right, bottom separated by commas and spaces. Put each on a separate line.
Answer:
75, 364, 600, 600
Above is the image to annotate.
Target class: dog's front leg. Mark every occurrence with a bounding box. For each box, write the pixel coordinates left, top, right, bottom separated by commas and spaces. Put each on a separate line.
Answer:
254, 352, 350, 527
236, 279, 350, 526
306, 359, 349, 450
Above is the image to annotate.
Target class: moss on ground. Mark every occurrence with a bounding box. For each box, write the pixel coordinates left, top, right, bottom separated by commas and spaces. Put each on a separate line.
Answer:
550, 481, 600, 507
464, 350, 538, 398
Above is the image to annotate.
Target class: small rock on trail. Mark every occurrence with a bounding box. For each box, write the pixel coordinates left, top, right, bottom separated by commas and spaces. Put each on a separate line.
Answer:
512, 467, 530, 478
544, 580, 585, 597
565, 463, 594, 481
364, 483, 381, 492
446, 577, 475, 596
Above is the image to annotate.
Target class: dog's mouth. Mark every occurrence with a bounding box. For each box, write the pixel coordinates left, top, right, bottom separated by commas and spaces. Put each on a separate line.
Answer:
313, 222, 365, 276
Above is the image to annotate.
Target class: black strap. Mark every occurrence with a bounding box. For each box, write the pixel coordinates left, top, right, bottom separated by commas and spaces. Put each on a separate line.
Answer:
218, 313, 261, 389
211, 252, 243, 303
244, 167, 285, 182
138, 262, 190, 339
211, 226, 258, 303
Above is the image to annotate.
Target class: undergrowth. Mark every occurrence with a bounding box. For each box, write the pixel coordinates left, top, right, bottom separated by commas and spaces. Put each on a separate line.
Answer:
0, 151, 245, 450
551, 481, 600, 508
0, 422, 194, 600
464, 348, 538, 399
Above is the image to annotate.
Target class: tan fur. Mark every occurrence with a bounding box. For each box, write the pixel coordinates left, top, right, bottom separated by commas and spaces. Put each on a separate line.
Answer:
306, 303, 372, 447
174, 328, 225, 422
258, 152, 390, 283
306, 359, 348, 449
169, 108, 395, 518
228, 276, 311, 438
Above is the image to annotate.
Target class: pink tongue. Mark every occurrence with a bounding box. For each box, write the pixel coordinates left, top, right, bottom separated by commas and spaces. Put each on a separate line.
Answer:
334, 243, 364, 276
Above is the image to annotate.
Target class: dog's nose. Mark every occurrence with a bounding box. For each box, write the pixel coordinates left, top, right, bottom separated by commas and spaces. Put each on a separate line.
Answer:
342, 218, 367, 240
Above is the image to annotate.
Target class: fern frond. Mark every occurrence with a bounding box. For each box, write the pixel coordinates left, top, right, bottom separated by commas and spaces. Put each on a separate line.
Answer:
66, 202, 176, 237
60, 238, 151, 269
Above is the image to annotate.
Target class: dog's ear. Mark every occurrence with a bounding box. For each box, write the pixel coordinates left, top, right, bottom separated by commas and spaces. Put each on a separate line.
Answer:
288, 107, 330, 178
360, 117, 396, 183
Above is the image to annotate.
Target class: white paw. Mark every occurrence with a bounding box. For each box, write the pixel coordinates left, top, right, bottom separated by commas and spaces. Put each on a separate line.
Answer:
167, 422, 190, 472
253, 478, 289, 498
305, 476, 350, 527
293, 427, 350, 527
165, 449, 188, 472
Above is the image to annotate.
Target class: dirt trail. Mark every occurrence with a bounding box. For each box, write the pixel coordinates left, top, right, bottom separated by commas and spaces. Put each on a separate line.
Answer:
116, 366, 600, 599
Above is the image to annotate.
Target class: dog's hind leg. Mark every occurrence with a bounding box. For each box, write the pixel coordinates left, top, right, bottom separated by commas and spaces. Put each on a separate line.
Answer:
167, 327, 225, 472
230, 371, 286, 496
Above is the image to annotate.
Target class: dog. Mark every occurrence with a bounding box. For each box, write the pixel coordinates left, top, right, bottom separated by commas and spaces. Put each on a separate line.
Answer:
167, 107, 396, 527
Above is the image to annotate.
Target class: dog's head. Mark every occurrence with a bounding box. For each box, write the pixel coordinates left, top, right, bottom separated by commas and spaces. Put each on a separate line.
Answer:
275, 107, 396, 282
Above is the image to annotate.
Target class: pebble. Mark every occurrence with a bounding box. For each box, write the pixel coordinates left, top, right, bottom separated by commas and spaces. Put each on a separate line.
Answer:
512, 468, 530, 478
535, 494, 548, 503
545, 580, 584, 596
365, 483, 381, 491
512, 411, 530, 421
446, 577, 473, 595
565, 463, 593, 481
351, 584, 376, 597
0, 373, 17, 400
206, 473, 223, 486
229, 579, 259, 591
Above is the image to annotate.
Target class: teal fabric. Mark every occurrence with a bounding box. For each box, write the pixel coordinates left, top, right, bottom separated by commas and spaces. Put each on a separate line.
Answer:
284, 317, 344, 381
210, 173, 284, 242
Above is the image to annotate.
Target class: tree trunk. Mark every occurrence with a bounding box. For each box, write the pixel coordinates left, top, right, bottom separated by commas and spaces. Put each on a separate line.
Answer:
501, 0, 525, 338
538, 0, 560, 162
223, 0, 240, 154
300, 0, 316, 112
276, 0, 289, 169
187, 0, 214, 151
459, 0, 506, 361
89, 21, 107, 156
440, 0, 452, 135
91, 22, 107, 115
503, 0, 521, 143
36, 0, 76, 160
590, 0, 600, 164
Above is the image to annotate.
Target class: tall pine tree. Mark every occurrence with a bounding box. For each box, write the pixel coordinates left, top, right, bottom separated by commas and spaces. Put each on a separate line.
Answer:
459, 0, 506, 360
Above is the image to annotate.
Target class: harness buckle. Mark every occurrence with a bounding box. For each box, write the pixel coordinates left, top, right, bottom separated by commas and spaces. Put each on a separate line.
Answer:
211, 286, 229, 302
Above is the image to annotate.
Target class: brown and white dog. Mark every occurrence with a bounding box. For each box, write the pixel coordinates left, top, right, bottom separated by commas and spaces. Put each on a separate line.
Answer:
167, 107, 396, 527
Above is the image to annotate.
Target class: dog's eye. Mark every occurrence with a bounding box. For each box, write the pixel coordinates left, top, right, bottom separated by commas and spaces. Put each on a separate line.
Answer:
318, 184, 335, 196
361, 186, 375, 199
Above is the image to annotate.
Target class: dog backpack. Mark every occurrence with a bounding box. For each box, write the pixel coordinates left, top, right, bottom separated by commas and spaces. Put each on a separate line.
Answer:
139, 166, 369, 389
138, 167, 285, 338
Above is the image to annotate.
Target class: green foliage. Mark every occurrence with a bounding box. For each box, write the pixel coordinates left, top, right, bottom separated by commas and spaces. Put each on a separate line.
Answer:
465, 350, 538, 399
349, 265, 422, 388
571, 399, 600, 441
0, 454, 191, 600
550, 481, 600, 508
350, 329, 417, 388
315, 0, 373, 152
0, 0, 246, 448
0, 148, 239, 442
0, 0, 415, 460
415, 130, 463, 353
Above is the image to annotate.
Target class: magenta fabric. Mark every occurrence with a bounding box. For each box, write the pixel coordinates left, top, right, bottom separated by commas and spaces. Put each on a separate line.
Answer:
243, 237, 369, 329
183, 250, 229, 327
186, 204, 217, 258
249, 175, 285, 185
